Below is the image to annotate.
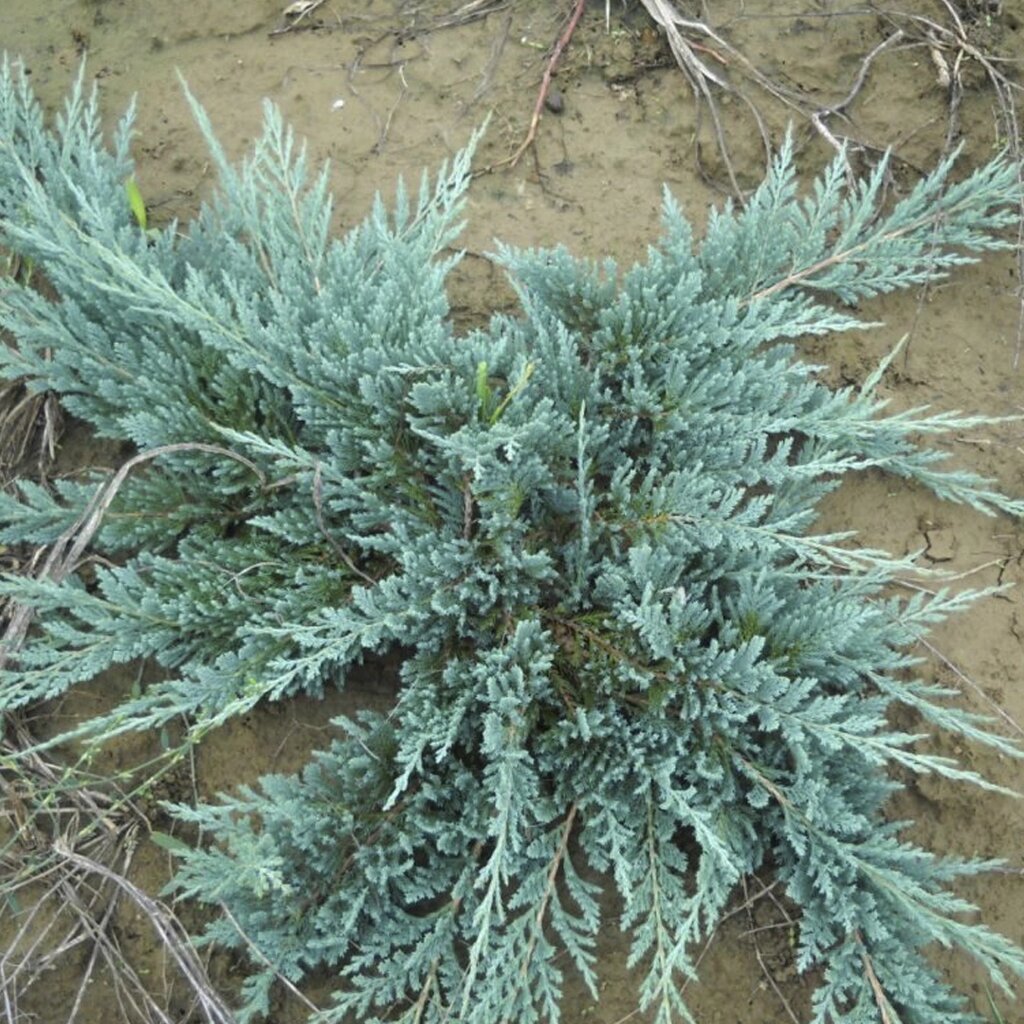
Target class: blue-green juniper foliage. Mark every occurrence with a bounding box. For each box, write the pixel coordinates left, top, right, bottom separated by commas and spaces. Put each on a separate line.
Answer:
1, 58, 1023, 1024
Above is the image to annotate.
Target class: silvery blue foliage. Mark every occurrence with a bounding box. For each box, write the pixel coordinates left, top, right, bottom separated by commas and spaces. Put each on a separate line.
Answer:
1, 57, 1023, 1024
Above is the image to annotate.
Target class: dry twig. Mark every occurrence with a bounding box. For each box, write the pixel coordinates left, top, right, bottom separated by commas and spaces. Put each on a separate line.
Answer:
873, 3, 1024, 366
269, 0, 329, 37
53, 840, 238, 1024
739, 876, 801, 1023
490, 0, 587, 170
0, 443, 264, 1021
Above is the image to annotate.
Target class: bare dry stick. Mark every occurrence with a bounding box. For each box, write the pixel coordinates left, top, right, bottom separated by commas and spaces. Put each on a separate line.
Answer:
638, 0, 746, 196
917, 635, 1024, 740
740, 877, 801, 1024
373, 65, 409, 154
470, 11, 513, 108
0, 443, 263, 1024
493, 0, 587, 170
638, 0, 907, 190
0, 965, 14, 1024
269, 0, 329, 37
855, 929, 895, 1024
0, 825, 176, 1024
0, 383, 61, 483
0, 713, 119, 832
813, 29, 907, 167
874, 4, 1024, 367
424, 0, 510, 34
1, 876, 70, 990
680, 877, 782, 996
219, 902, 321, 1014
52, 839, 238, 1024
64, 886, 136, 1024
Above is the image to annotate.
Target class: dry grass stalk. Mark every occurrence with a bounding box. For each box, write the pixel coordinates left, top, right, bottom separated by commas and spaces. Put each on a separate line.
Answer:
52, 842, 239, 1024
0, 701, 235, 1024
872, 3, 1024, 366
0, 443, 264, 1021
0, 380, 60, 485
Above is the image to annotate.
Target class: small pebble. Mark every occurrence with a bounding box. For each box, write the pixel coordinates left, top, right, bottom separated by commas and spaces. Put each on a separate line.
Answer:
544, 89, 565, 115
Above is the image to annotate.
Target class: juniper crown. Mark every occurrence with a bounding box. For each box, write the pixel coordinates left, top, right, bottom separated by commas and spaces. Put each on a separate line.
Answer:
1, 59, 1023, 1023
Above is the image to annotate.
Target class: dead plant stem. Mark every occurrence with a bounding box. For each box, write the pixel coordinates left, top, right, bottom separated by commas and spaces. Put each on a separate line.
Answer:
494, 0, 586, 169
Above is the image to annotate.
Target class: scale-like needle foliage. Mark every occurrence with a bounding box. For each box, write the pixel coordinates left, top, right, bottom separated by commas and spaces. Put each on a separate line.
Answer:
1, 58, 1022, 1023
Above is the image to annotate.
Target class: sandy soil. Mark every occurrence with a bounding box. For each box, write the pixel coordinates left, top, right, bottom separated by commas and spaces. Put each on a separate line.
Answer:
3, 1, 1024, 1021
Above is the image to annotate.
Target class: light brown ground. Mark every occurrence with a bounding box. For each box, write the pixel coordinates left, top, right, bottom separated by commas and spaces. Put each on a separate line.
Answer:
3, 1, 1024, 1022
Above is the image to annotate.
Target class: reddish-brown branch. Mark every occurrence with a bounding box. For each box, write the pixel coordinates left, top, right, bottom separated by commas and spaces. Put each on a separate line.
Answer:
496, 0, 587, 170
